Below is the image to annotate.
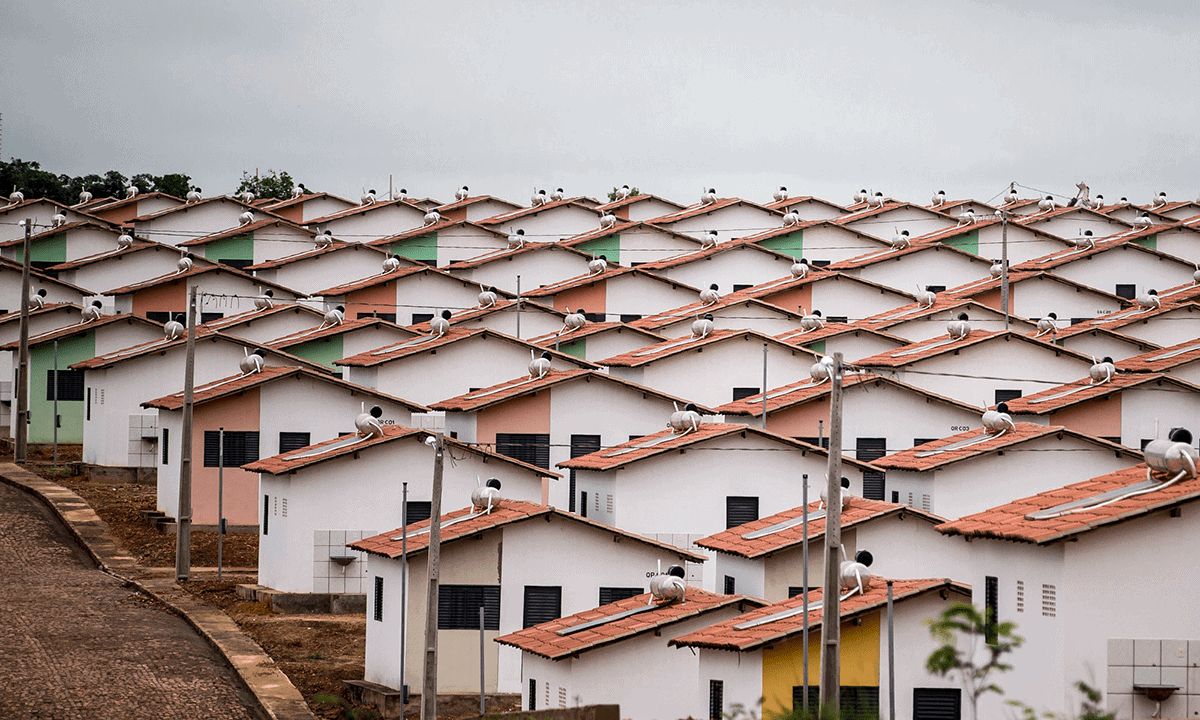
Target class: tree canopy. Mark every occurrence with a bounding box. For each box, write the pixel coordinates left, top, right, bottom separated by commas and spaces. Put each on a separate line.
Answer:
234, 169, 303, 201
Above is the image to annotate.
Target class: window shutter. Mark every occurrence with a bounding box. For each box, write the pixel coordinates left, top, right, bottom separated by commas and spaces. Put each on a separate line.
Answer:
405, 501, 432, 526
723, 575, 736, 594
913, 688, 962, 720
598, 587, 642, 605
725, 496, 759, 529
522, 586, 563, 628
161, 427, 170, 465
569, 435, 602, 513
994, 389, 1022, 404
438, 585, 500, 630
732, 387, 760, 401
279, 432, 311, 453
985, 576, 999, 645
374, 576, 384, 622
709, 680, 723, 720
856, 438, 888, 501
496, 433, 550, 469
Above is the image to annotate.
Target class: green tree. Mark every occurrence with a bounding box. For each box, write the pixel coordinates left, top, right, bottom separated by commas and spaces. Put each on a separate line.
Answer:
235, 169, 300, 201
606, 186, 640, 202
926, 602, 1023, 720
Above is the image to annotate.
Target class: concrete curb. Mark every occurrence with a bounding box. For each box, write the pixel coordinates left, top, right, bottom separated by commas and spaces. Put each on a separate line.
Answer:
0, 464, 317, 720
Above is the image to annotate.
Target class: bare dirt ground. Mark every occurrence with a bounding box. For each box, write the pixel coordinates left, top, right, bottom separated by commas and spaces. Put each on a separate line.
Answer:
14, 446, 520, 719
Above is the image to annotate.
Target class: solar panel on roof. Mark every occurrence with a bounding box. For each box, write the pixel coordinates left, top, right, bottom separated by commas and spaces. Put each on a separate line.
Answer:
890, 335, 959, 358
1027, 383, 1099, 404
913, 431, 996, 458
1149, 342, 1200, 362
370, 333, 445, 356
603, 432, 686, 457
631, 336, 701, 358
390, 510, 482, 542
1024, 478, 1160, 521
555, 603, 660, 636
742, 508, 827, 540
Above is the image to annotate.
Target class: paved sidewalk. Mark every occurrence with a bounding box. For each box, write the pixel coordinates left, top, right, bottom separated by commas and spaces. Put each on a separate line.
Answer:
0, 478, 259, 719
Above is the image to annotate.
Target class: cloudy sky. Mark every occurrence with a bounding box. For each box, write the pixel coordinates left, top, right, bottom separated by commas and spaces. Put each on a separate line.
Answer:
2, 1, 1197, 207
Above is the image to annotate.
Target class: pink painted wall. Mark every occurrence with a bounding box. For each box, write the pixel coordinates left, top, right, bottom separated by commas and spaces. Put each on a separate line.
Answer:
346, 281, 395, 321
764, 397, 829, 437
1048, 395, 1122, 439
131, 278, 186, 318
762, 284, 813, 314
553, 282, 607, 316
191, 389, 262, 526
475, 391, 552, 446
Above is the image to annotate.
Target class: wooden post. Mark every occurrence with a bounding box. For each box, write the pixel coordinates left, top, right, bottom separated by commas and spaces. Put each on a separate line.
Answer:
819, 352, 844, 714
420, 432, 445, 720
15, 218, 31, 463
175, 285, 198, 582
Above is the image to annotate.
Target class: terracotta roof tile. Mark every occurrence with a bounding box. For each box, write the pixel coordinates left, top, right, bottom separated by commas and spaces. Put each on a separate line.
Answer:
178, 218, 315, 247
713, 374, 978, 418
873, 423, 1131, 472
336, 327, 596, 369
649, 197, 782, 225
695, 499, 944, 558
495, 587, 760, 660
476, 199, 601, 226
266, 316, 415, 348
244, 240, 391, 271
304, 197, 426, 224
260, 191, 354, 211
349, 499, 706, 563
102, 264, 304, 297
244, 424, 560, 478
856, 329, 1095, 368
406, 298, 560, 333
600, 329, 817, 368
635, 236, 795, 271
44, 238, 188, 271
1118, 339, 1200, 373
526, 321, 664, 347
1011, 231, 1177, 272
0, 313, 162, 351
670, 578, 970, 651
630, 297, 800, 332
430, 369, 704, 413
0, 303, 81, 326
594, 193, 687, 213
945, 270, 1131, 306
442, 240, 595, 270
1003, 373, 1199, 414
130, 195, 271, 223
367, 219, 510, 246
773, 322, 907, 348
937, 464, 1200, 544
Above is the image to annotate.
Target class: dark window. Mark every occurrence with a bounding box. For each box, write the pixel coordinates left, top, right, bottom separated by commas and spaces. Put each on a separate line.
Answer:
203, 431, 260, 467
1141, 438, 1153, 450
914, 687, 962, 720
925, 285, 947, 294
891, 490, 900, 503
87, 388, 91, 420
374, 576, 384, 622
529, 679, 537, 711
797, 436, 830, 449
1070, 317, 1088, 326
985, 576, 999, 645
811, 260, 830, 267
218, 258, 253, 270
279, 432, 310, 453
411, 313, 433, 325
732, 284, 752, 292
583, 312, 606, 322
826, 316, 849, 323
1115, 284, 1137, 300
732, 387, 760, 401
263, 495, 269, 536
580, 491, 588, 518
914, 438, 937, 446
146, 311, 189, 324
357, 312, 397, 323
709, 680, 723, 720
793, 687, 878, 717
723, 575, 736, 594
495, 433, 550, 469
438, 585, 501, 630
787, 586, 818, 598
857, 438, 887, 501
628, 435, 644, 442
162, 427, 170, 465
46, 369, 84, 401
619, 314, 642, 323
405, 501, 432, 526
200, 312, 223, 324
994, 389, 1022, 404
726, 496, 759, 529
522, 586, 562, 628
1101, 436, 1122, 445
569, 435, 602, 514
599, 587, 642, 605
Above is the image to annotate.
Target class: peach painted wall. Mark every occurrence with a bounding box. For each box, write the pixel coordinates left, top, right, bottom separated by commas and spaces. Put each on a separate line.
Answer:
1047, 395, 1122, 439
272, 204, 303, 223
192, 389, 262, 526
765, 397, 829, 437
973, 287, 1014, 314
475, 390, 552, 446
762, 284, 812, 314
553, 281, 607, 315
346, 281, 396, 320
131, 278, 187, 318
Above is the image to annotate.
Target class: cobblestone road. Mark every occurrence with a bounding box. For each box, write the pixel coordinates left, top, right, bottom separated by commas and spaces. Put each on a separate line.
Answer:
0, 481, 258, 719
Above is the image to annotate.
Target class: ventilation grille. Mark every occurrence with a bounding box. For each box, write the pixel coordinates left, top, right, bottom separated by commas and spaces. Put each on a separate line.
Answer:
1042, 584, 1057, 617
1016, 580, 1024, 613
281, 498, 288, 518
558, 687, 566, 708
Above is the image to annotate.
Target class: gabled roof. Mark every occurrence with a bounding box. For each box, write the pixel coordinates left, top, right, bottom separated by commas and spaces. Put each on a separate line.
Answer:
140, 365, 428, 413
600, 329, 818, 368
911, 215, 1068, 247
430, 368, 708, 413
873, 423, 1133, 472
1070, 301, 1200, 335
0, 313, 162, 351
260, 191, 355, 212
130, 195, 270, 223
1011, 230, 1181, 272
70, 329, 330, 374
527, 321, 665, 348
303, 197, 426, 224
558, 422, 877, 473
946, 270, 1131, 307
649, 197, 783, 225
336, 327, 598, 368
244, 239, 392, 271
431, 195, 523, 214
349, 499, 706, 562
737, 270, 914, 306
670, 578, 970, 652
314, 263, 477, 297
101, 264, 305, 298
45, 237, 190, 271
178, 217, 316, 247
713, 373, 980, 418
520, 266, 650, 299
442, 239, 597, 270
630, 296, 801, 333
201, 303, 326, 331
832, 201, 954, 226
0, 302, 81, 327
764, 195, 848, 213
476, 199, 601, 226
695, 499, 944, 558
1014, 204, 1134, 229
266, 317, 416, 349
593, 192, 687, 213
0, 257, 93, 295
0, 219, 122, 248
635, 236, 796, 271
860, 297, 1030, 330
826, 237, 992, 271
937, 464, 1200, 544
406, 297, 560, 333
856, 329, 1095, 368
773, 322, 908, 349
243, 424, 559, 477
367, 218, 510, 247
495, 587, 761, 660
1002, 373, 1199, 414
1118, 339, 1200, 373
80, 191, 183, 215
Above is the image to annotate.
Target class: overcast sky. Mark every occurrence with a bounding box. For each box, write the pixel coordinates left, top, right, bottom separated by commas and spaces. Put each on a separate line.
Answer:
2, 1, 1198, 208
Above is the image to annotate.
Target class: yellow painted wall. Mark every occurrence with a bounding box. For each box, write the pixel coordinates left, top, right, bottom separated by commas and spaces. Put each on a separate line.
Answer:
761, 610, 880, 715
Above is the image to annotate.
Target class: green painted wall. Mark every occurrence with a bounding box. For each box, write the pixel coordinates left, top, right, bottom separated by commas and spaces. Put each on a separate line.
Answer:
576, 235, 620, 265
204, 233, 254, 263
758, 230, 803, 257
289, 335, 344, 375
1134, 234, 1157, 250
805, 340, 826, 354
942, 229, 979, 255
30, 331, 95, 443
391, 233, 438, 263
16, 232, 67, 264
557, 338, 586, 359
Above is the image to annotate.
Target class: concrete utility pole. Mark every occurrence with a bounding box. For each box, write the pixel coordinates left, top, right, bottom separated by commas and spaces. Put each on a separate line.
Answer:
175, 285, 198, 582
15, 218, 31, 463
819, 352, 845, 714
1000, 212, 1010, 330
400, 481, 408, 706
420, 432, 445, 720
801, 473, 810, 715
